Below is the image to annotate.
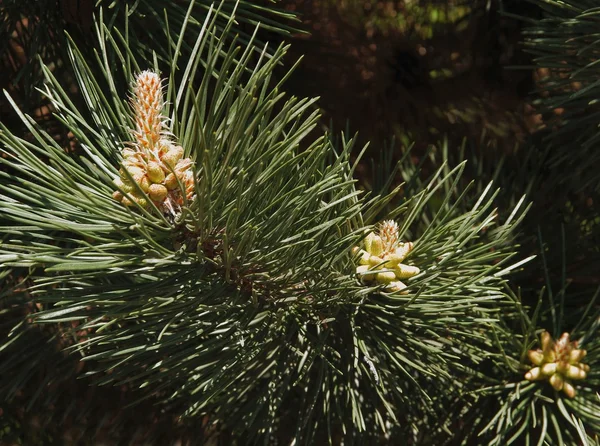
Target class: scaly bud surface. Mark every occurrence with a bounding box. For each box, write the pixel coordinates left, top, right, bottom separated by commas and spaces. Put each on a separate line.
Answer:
525, 331, 589, 398
352, 220, 420, 294
113, 70, 195, 215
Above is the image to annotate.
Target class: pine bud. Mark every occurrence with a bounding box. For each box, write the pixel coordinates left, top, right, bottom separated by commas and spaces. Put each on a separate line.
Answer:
376, 271, 397, 284
148, 184, 168, 202
388, 281, 407, 293
356, 265, 376, 281
565, 365, 586, 380
136, 175, 151, 193
368, 255, 385, 267
562, 382, 576, 399
549, 373, 564, 391
162, 145, 185, 169
525, 367, 542, 381
394, 264, 420, 279
354, 249, 370, 265
569, 349, 586, 363
164, 173, 178, 190
388, 243, 413, 264
365, 233, 383, 257
147, 161, 165, 183
524, 331, 590, 398
541, 363, 557, 375
527, 350, 544, 366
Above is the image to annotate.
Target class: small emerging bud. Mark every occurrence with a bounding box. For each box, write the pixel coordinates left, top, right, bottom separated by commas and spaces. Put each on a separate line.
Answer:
148, 184, 168, 202
352, 220, 419, 293
527, 350, 544, 366
394, 264, 420, 279
525, 331, 590, 398
549, 373, 564, 391
525, 367, 542, 381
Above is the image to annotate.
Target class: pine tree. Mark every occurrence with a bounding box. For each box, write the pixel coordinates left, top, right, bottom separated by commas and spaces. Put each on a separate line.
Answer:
0, 1, 598, 445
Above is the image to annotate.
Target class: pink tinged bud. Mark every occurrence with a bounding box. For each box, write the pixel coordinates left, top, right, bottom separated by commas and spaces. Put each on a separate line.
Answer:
161, 149, 180, 170
566, 365, 587, 380
549, 373, 564, 391
164, 173, 179, 190
394, 264, 420, 279
112, 191, 123, 201
175, 158, 193, 175
541, 363, 557, 376
528, 350, 544, 366
562, 381, 576, 399
525, 367, 542, 381
148, 184, 168, 202
376, 271, 397, 284
569, 349, 586, 363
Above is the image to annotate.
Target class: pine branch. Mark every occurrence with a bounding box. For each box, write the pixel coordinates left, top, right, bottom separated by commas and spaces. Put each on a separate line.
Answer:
0, 7, 533, 444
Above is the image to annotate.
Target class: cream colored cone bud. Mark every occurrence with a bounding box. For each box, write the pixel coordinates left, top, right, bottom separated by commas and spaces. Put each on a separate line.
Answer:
368, 255, 385, 267
389, 281, 407, 293
525, 367, 542, 381
389, 243, 413, 264
562, 381, 576, 398
541, 332, 556, 362
549, 373, 564, 391
366, 233, 383, 257
569, 349, 586, 363
356, 265, 376, 281
112, 191, 123, 201
566, 365, 586, 380
394, 264, 420, 279
528, 350, 544, 366
136, 198, 148, 208
376, 271, 397, 284
540, 363, 557, 376
357, 249, 371, 265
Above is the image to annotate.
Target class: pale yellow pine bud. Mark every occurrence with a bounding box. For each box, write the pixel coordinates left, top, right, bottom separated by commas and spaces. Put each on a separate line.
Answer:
562, 381, 576, 398
549, 373, 564, 391
527, 350, 544, 366
394, 264, 420, 279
